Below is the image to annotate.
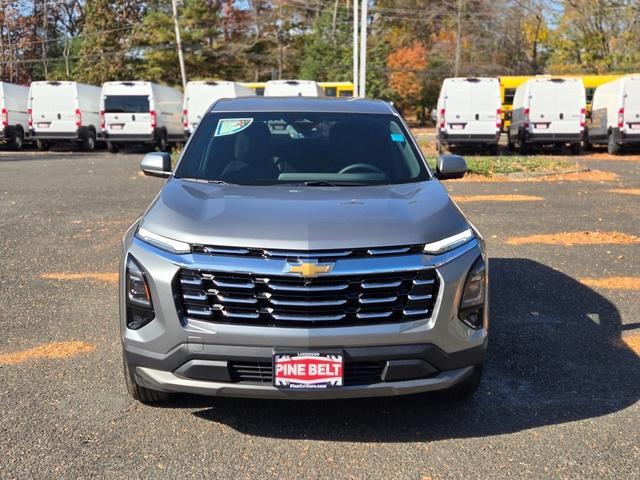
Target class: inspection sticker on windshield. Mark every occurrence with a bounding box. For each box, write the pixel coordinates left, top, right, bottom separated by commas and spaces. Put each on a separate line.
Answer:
390, 132, 406, 142
214, 118, 253, 137
274, 352, 343, 389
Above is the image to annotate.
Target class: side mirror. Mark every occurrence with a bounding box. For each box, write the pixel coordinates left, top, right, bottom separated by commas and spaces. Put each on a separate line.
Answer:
141, 152, 172, 178
435, 154, 467, 180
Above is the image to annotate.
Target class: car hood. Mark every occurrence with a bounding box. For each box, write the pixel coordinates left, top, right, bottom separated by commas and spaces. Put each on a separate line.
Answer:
139, 178, 470, 250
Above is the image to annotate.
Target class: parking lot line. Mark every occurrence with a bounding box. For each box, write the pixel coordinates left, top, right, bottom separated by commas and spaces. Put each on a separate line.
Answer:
505, 231, 640, 246
453, 194, 543, 203
607, 188, 640, 196
0, 341, 96, 365
41, 272, 118, 283
579, 277, 640, 290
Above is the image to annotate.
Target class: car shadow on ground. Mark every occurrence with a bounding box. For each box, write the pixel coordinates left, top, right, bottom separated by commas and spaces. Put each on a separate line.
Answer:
160, 258, 639, 442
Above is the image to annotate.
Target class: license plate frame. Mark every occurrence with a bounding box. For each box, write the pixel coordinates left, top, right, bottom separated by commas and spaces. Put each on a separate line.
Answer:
534, 123, 549, 129
273, 351, 343, 390
449, 123, 465, 130
110, 124, 124, 130
37, 122, 50, 128
629, 123, 640, 130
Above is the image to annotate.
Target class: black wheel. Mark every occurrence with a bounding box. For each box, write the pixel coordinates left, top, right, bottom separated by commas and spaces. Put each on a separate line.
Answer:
487, 143, 498, 156
583, 130, 593, 151
8, 127, 24, 150
506, 132, 515, 152
157, 130, 168, 152
81, 129, 96, 152
36, 140, 49, 151
570, 142, 582, 155
107, 142, 120, 154
607, 131, 620, 155
517, 134, 528, 155
441, 363, 483, 402
123, 358, 170, 404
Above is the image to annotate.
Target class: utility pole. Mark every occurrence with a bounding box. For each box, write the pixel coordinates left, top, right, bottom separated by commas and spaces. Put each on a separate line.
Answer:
171, 0, 187, 90
358, 0, 368, 97
454, 0, 463, 77
352, 0, 359, 97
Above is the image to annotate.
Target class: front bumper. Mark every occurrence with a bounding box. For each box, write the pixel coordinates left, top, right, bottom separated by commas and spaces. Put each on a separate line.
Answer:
525, 132, 582, 144
30, 127, 88, 141
439, 132, 499, 145
121, 230, 488, 399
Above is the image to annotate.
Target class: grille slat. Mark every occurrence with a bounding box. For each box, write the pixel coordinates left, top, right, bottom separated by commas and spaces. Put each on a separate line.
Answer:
178, 268, 438, 328
229, 361, 385, 386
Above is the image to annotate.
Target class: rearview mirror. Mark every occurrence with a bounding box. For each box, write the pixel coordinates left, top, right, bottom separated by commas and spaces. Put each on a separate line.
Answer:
141, 152, 172, 178
435, 154, 467, 180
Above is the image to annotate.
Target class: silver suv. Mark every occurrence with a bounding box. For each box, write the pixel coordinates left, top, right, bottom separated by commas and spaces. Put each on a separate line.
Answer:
120, 97, 488, 403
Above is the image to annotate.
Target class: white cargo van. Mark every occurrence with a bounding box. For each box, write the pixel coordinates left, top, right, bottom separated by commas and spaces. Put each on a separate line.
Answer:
435, 77, 502, 154
263, 80, 324, 97
0, 82, 29, 150
29, 81, 101, 151
508, 77, 586, 155
183, 81, 254, 135
101, 81, 183, 153
585, 75, 640, 154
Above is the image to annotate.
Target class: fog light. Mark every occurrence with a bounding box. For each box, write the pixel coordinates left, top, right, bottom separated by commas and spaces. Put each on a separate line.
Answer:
127, 306, 155, 330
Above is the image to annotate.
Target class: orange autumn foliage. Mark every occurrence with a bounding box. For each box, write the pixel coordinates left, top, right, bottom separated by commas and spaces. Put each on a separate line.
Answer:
387, 41, 427, 110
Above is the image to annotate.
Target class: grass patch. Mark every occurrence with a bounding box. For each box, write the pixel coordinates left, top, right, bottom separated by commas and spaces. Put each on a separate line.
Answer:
425, 155, 577, 177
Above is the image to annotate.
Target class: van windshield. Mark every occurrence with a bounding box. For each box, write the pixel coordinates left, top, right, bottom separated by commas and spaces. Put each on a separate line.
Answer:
175, 112, 430, 185
104, 95, 150, 113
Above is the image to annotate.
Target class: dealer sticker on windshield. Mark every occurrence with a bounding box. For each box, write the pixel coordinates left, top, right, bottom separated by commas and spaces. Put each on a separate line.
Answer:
274, 352, 343, 389
214, 118, 253, 137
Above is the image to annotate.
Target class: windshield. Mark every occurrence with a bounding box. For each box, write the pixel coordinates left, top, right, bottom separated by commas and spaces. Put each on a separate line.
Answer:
174, 112, 430, 185
104, 95, 150, 113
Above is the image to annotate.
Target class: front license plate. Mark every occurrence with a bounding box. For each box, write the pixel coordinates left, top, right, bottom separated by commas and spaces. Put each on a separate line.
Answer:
274, 352, 343, 389
535, 123, 548, 129
38, 122, 50, 128
110, 124, 124, 130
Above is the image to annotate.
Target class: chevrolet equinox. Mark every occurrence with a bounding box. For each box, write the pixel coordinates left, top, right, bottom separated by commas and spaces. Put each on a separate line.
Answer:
120, 97, 488, 402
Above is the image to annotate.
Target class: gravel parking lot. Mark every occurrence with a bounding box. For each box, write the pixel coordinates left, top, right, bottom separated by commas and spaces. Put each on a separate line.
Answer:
1, 147, 638, 479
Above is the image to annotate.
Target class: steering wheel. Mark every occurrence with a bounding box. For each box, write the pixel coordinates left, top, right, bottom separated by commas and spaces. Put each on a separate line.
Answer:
338, 163, 385, 175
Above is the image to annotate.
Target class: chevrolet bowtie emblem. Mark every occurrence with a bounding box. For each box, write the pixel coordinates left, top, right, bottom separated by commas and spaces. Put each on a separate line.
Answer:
285, 260, 334, 278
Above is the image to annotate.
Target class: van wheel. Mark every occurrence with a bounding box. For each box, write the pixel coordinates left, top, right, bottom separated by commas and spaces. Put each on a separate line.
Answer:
123, 358, 170, 404
36, 140, 49, 151
441, 363, 483, 402
517, 138, 528, 155
607, 131, 620, 155
583, 130, 593, 151
8, 128, 24, 150
487, 143, 498, 156
506, 133, 515, 152
157, 130, 168, 152
107, 142, 120, 154
570, 142, 582, 155
81, 130, 96, 152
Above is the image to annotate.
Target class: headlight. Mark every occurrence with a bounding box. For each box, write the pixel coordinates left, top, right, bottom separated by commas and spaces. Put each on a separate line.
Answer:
125, 256, 155, 329
423, 228, 474, 255
458, 256, 486, 329
137, 226, 191, 254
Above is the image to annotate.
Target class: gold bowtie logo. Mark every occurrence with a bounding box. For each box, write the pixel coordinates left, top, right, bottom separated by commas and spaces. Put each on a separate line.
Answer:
285, 260, 334, 278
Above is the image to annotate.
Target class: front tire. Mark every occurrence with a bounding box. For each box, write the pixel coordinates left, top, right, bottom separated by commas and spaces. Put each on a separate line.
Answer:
107, 142, 120, 154
36, 139, 49, 151
81, 129, 96, 152
570, 142, 582, 155
8, 127, 24, 150
441, 363, 483, 401
123, 358, 170, 404
583, 130, 593, 151
157, 130, 168, 152
607, 131, 620, 155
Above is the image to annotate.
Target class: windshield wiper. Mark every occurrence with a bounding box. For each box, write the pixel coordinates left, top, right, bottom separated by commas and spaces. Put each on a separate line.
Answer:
180, 177, 230, 185
303, 181, 367, 187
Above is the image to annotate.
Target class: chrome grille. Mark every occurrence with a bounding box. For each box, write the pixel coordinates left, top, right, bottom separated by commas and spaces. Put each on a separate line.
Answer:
177, 268, 438, 327
191, 244, 424, 261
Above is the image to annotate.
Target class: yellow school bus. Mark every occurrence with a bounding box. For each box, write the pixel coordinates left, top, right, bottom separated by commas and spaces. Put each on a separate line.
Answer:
241, 81, 354, 97
498, 74, 624, 131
